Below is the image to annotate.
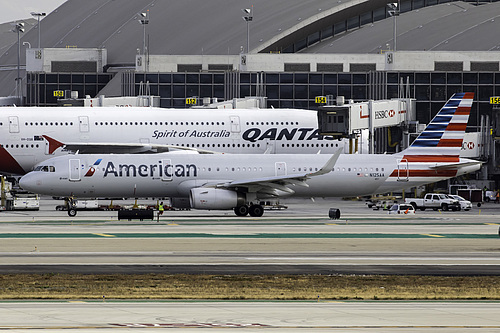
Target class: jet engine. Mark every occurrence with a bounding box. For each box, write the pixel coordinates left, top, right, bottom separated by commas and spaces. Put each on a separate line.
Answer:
189, 188, 246, 210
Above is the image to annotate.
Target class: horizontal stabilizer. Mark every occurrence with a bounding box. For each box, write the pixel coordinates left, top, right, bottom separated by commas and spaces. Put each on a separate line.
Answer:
429, 160, 482, 170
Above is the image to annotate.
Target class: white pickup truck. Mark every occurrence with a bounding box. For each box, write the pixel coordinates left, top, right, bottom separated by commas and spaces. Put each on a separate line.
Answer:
405, 193, 460, 211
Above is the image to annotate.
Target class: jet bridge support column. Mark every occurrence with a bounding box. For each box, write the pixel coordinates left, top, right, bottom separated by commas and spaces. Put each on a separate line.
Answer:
368, 100, 374, 154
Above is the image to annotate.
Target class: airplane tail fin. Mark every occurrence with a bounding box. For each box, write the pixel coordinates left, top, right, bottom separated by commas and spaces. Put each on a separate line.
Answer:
399, 92, 474, 162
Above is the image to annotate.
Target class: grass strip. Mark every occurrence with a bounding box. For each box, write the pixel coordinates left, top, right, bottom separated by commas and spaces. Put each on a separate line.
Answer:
1, 274, 499, 300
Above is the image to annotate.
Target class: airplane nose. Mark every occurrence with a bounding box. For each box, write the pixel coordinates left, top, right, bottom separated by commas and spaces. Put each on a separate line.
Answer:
19, 173, 37, 192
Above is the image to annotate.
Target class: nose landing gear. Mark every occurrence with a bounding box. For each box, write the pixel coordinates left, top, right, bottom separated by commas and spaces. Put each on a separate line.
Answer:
66, 197, 77, 217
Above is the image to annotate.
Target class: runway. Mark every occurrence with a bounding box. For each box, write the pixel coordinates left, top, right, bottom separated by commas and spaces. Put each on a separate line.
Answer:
1, 197, 499, 275
1, 301, 500, 332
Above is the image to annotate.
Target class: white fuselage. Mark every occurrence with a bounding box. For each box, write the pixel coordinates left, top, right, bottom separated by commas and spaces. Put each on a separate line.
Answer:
19, 151, 480, 201
19, 153, 395, 199
0, 107, 343, 175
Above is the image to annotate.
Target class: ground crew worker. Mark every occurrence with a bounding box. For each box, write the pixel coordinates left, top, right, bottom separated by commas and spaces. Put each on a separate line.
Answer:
158, 201, 164, 222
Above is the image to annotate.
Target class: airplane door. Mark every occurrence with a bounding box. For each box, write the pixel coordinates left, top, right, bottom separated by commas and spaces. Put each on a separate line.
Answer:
275, 162, 287, 176
229, 116, 241, 133
266, 139, 275, 153
69, 159, 81, 182
79, 116, 89, 133
397, 158, 409, 182
162, 159, 172, 182
8, 116, 19, 133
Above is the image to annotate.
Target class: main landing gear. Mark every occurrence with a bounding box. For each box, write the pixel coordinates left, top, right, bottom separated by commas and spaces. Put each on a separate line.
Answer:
234, 204, 264, 217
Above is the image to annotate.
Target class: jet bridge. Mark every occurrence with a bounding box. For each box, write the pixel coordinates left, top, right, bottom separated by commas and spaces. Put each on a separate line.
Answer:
317, 97, 415, 154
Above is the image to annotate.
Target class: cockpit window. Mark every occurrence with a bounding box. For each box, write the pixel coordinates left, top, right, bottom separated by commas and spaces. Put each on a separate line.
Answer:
34, 165, 55, 172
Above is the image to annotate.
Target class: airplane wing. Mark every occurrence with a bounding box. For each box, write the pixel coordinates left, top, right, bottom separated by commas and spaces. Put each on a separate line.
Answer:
215, 149, 342, 196
63, 142, 222, 154
42, 135, 222, 154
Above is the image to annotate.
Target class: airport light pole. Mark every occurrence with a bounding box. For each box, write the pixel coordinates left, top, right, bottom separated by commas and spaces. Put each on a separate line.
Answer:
242, 7, 253, 53
387, 1, 400, 52
12, 22, 25, 99
139, 11, 149, 55
139, 11, 150, 72
31, 12, 46, 48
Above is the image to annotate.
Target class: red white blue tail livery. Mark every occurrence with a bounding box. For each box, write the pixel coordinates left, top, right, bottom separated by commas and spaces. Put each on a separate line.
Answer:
379, 92, 478, 192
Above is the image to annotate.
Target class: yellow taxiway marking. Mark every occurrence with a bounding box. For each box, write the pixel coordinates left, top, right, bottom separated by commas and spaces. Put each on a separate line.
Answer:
485, 223, 499, 225
93, 233, 116, 237
421, 234, 445, 238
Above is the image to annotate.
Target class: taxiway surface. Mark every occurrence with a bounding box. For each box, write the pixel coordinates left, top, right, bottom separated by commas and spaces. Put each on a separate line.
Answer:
1, 301, 500, 332
1, 197, 499, 275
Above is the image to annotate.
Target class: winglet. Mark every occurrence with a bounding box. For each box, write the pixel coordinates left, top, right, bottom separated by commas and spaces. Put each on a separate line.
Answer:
307, 148, 342, 177
42, 135, 65, 154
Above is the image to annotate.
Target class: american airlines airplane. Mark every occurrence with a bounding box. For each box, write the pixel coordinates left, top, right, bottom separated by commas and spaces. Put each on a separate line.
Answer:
19, 93, 481, 217
0, 107, 343, 175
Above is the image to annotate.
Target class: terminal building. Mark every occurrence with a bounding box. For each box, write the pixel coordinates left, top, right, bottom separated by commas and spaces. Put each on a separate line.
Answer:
1, 0, 500, 188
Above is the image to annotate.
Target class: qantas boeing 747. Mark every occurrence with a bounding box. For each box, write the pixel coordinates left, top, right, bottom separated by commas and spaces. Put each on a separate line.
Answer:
0, 107, 342, 175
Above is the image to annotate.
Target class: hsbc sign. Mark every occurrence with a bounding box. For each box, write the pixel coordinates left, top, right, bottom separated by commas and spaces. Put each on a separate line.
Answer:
374, 109, 396, 119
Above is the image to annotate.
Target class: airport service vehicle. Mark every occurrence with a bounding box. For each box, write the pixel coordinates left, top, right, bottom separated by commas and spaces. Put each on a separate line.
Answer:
484, 190, 497, 202
388, 203, 415, 215
19, 93, 481, 217
448, 194, 472, 211
0, 107, 343, 175
0, 177, 39, 211
405, 193, 460, 211
456, 188, 483, 207
366, 199, 398, 210
55, 199, 99, 212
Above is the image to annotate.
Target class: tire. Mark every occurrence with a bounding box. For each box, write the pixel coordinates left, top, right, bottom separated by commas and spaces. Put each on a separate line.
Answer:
249, 204, 264, 217
410, 202, 417, 210
67, 209, 77, 217
234, 205, 249, 217
442, 203, 448, 211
